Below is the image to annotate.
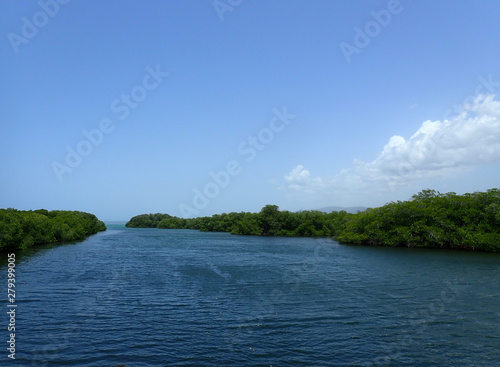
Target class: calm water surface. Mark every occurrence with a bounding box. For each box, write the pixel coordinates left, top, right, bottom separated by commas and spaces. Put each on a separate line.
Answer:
2, 226, 499, 366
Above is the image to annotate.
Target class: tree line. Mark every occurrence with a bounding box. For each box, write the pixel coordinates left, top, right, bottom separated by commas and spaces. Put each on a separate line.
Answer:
126, 188, 500, 252
337, 189, 500, 251
126, 205, 353, 237
0, 209, 106, 251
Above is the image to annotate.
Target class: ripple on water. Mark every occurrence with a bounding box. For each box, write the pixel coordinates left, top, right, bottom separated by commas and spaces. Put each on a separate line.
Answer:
6, 229, 500, 366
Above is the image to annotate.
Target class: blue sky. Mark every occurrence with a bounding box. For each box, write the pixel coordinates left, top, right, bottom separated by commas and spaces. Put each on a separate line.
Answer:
1, 0, 500, 220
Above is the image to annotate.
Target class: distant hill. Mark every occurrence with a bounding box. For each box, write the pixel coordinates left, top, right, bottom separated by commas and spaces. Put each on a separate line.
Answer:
315, 206, 367, 214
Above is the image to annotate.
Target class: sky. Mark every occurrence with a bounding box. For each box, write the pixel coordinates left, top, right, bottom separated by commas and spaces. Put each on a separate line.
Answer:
1, 0, 500, 221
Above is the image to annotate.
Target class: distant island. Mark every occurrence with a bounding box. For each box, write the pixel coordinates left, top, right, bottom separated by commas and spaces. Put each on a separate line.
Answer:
126, 189, 500, 252
0, 209, 106, 252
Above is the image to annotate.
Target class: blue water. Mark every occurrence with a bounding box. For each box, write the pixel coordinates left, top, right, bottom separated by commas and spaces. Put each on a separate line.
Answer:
2, 227, 499, 366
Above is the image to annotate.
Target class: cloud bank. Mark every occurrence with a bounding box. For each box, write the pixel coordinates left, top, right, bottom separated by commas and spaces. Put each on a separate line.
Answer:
284, 94, 500, 199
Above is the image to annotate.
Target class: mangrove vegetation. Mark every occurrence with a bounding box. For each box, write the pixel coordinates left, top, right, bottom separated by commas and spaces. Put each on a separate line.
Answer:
0, 209, 106, 251
126, 188, 500, 252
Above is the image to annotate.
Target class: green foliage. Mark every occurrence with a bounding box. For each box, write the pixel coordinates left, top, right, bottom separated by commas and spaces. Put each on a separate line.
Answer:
126, 188, 500, 252
337, 188, 500, 252
258, 205, 280, 235
0, 209, 106, 252
158, 217, 187, 229
126, 206, 354, 238
125, 213, 172, 228
230, 215, 261, 236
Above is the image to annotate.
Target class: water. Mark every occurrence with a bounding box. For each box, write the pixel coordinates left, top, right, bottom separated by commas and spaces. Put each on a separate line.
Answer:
2, 226, 499, 366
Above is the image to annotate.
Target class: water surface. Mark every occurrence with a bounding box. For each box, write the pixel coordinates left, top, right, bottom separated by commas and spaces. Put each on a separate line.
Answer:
2, 227, 499, 366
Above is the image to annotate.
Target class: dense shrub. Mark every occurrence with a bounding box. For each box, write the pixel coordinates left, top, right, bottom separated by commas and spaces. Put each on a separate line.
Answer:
126, 188, 500, 252
0, 209, 106, 251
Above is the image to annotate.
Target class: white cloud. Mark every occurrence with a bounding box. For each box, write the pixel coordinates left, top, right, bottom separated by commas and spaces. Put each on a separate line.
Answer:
285, 164, 310, 185
284, 165, 326, 192
283, 94, 500, 200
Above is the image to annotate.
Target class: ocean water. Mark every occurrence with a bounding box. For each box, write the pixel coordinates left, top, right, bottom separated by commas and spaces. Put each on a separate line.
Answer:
2, 227, 499, 366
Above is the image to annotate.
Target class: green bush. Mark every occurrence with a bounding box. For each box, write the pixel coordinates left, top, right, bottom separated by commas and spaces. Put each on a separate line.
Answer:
126, 188, 500, 252
0, 209, 106, 252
